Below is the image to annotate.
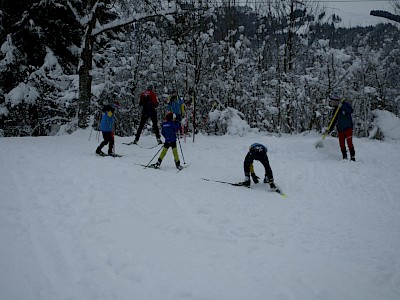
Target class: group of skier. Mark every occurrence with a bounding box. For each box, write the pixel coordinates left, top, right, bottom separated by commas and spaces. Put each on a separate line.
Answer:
96, 87, 356, 191
96, 85, 186, 168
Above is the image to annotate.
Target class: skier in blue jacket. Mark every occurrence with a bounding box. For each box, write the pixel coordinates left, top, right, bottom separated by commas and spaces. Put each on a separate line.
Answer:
152, 112, 183, 170
96, 100, 120, 156
166, 90, 185, 132
243, 143, 276, 189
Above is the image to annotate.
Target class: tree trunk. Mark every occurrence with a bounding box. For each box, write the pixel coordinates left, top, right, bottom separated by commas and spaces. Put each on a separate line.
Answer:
78, 55, 92, 128
78, 14, 96, 128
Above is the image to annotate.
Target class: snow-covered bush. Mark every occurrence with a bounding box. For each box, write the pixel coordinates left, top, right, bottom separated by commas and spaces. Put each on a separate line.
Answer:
369, 109, 400, 140
208, 107, 251, 136
2, 48, 77, 136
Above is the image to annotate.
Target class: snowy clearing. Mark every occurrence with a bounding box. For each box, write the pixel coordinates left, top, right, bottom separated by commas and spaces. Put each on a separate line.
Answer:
1, 130, 400, 300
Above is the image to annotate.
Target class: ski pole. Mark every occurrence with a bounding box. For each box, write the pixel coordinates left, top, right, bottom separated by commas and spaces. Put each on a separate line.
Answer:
112, 132, 116, 158
88, 127, 93, 141
177, 134, 186, 165
96, 113, 102, 142
146, 145, 163, 166
316, 98, 344, 148
112, 120, 117, 157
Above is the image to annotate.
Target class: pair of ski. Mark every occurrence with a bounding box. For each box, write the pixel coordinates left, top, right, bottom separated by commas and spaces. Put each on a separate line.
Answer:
97, 152, 124, 157
201, 178, 287, 198
134, 163, 189, 173
122, 141, 159, 149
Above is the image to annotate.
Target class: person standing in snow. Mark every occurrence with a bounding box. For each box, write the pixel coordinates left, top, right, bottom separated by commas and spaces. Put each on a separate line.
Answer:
328, 90, 356, 161
243, 143, 276, 189
133, 85, 162, 145
166, 89, 185, 133
96, 100, 120, 156
152, 112, 183, 170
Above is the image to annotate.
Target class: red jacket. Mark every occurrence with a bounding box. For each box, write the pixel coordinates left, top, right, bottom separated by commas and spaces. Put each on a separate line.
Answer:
139, 90, 158, 108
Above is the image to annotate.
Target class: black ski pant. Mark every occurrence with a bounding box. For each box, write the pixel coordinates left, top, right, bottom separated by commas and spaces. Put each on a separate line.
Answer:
135, 113, 161, 141
98, 131, 114, 154
244, 152, 273, 180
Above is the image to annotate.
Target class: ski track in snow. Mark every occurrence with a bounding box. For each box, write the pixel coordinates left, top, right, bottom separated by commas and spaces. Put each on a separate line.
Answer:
1, 131, 400, 300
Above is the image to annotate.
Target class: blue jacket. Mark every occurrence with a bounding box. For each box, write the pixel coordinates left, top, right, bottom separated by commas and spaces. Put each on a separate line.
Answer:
161, 121, 180, 143
249, 143, 268, 154
332, 101, 353, 132
99, 105, 115, 132
167, 96, 184, 116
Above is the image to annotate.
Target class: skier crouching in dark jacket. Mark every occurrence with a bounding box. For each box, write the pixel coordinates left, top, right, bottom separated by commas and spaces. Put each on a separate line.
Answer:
243, 143, 276, 189
153, 112, 183, 170
96, 100, 120, 156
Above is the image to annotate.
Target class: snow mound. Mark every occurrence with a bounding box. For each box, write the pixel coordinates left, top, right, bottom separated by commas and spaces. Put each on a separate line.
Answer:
209, 107, 251, 136
370, 109, 400, 140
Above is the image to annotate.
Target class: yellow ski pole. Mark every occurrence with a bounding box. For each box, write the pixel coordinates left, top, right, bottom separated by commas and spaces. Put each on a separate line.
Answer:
315, 98, 344, 148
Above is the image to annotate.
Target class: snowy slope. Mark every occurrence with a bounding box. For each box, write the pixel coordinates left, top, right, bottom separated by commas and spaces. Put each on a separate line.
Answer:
1, 131, 400, 300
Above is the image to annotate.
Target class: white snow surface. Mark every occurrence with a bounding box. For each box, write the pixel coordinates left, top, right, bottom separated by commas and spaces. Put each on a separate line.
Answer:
1, 130, 400, 300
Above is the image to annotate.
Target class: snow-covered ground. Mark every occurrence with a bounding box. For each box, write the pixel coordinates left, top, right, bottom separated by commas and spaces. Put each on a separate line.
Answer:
1, 130, 400, 300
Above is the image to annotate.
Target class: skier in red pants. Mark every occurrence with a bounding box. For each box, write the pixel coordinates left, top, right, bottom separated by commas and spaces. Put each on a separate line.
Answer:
329, 90, 356, 161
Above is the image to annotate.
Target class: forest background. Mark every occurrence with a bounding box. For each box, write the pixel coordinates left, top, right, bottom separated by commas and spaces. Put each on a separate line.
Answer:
0, 0, 399, 139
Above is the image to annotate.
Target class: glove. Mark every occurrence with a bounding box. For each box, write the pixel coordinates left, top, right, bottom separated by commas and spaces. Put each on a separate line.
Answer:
251, 173, 259, 184
322, 127, 330, 135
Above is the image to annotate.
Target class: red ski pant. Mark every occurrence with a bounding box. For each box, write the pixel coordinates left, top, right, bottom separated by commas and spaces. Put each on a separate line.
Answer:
338, 128, 354, 150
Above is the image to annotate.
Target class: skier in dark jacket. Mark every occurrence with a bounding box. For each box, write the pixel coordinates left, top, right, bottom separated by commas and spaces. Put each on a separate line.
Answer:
134, 85, 162, 145
96, 100, 120, 156
329, 91, 356, 161
243, 143, 276, 189
152, 112, 182, 170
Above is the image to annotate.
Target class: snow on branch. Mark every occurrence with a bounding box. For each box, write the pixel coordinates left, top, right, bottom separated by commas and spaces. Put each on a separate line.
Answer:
66, 0, 81, 25
92, 8, 177, 37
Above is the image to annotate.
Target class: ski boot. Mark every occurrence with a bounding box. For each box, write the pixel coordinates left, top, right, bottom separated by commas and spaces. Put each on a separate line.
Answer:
96, 147, 107, 156
243, 175, 251, 187
265, 177, 276, 190
176, 161, 183, 170
152, 160, 161, 169
341, 149, 348, 160
349, 148, 355, 161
